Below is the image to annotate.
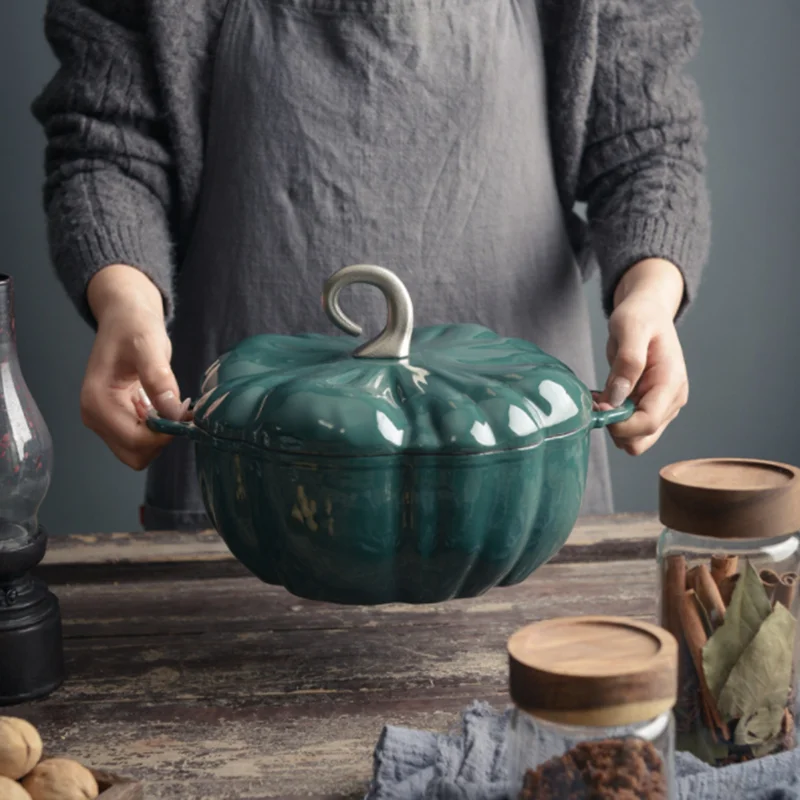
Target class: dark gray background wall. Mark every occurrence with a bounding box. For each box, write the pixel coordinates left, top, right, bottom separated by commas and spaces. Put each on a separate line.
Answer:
1, 1, 798, 534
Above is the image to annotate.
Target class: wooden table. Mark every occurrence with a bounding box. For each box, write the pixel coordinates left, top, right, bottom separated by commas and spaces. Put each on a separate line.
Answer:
18, 514, 661, 799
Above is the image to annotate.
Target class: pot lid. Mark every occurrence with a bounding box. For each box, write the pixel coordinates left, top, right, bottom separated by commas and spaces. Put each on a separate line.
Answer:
189, 265, 608, 457
508, 616, 678, 727
659, 458, 800, 539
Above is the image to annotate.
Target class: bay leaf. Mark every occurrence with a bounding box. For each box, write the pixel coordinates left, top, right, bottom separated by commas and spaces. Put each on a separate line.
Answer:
676, 730, 731, 764
753, 739, 784, 758
702, 561, 773, 700
717, 602, 796, 722
733, 704, 785, 748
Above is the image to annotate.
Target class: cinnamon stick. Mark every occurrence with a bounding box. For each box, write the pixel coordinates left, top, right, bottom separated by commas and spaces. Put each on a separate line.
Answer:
690, 590, 714, 638
686, 565, 701, 589
662, 555, 687, 644
710, 554, 738, 589
689, 564, 727, 626
775, 572, 798, 611
719, 573, 740, 606
678, 589, 730, 740
700, 693, 719, 743
760, 569, 781, 604
782, 707, 795, 751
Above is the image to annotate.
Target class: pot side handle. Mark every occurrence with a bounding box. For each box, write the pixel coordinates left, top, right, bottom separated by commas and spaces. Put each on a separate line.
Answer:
146, 416, 194, 437
591, 397, 636, 429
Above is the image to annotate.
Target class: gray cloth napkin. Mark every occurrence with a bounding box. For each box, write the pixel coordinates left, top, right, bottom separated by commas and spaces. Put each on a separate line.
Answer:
366, 702, 800, 800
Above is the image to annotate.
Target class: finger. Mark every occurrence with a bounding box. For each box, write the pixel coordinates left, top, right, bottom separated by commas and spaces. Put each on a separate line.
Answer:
82, 381, 172, 454
105, 413, 172, 464
108, 439, 166, 472
131, 332, 183, 420
87, 400, 171, 453
612, 404, 682, 455
132, 388, 152, 421
602, 318, 650, 408
610, 363, 688, 439
609, 380, 676, 440
622, 414, 674, 456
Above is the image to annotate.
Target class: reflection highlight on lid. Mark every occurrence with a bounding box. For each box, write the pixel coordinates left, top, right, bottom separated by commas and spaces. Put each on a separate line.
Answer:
376, 411, 404, 446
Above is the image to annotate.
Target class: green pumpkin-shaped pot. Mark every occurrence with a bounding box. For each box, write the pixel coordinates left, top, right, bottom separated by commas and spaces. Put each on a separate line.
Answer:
149, 265, 632, 604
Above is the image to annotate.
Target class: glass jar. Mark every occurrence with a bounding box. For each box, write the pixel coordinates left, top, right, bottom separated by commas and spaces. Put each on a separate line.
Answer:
507, 616, 678, 800
657, 458, 800, 766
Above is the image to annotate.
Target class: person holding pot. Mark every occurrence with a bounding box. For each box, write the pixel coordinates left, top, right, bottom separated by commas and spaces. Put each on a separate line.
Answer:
32, 0, 708, 530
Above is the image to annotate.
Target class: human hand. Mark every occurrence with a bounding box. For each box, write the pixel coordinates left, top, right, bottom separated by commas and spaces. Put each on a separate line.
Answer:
595, 259, 689, 456
81, 265, 190, 470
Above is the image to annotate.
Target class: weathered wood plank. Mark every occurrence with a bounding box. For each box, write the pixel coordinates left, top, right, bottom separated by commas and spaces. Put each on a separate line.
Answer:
54, 560, 656, 638
17, 560, 658, 799
43, 528, 229, 564
38, 514, 660, 585
43, 513, 660, 563
24, 708, 466, 800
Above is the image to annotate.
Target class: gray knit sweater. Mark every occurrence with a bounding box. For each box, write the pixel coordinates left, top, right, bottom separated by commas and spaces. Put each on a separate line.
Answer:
32, 0, 710, 325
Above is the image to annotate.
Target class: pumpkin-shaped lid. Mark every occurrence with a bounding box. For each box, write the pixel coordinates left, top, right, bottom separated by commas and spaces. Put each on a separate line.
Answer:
190, 265, 616, 457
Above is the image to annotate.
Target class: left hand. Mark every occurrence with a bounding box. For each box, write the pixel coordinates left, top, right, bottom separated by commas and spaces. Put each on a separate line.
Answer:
595, 258, 689, 456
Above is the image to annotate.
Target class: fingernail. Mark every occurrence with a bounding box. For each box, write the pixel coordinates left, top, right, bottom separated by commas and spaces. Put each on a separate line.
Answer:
137, 388, 156, 417
179, 398, 192, 419
609, 379, 631, 408
156, 390, 183, 420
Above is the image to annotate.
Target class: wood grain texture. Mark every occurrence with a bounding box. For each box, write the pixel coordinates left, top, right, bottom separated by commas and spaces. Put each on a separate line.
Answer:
17, 516, 659, 799
659, 458, 800, 539
508, 616, 677, 726
37, 514, 660, 585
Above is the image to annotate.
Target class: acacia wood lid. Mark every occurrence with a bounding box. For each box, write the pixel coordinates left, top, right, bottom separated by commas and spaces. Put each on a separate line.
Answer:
659, 458, 800, 540
508, 616, 677, 727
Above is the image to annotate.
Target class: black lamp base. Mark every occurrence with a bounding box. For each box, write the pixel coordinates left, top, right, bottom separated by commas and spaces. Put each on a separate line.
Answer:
0, 526, 65, 705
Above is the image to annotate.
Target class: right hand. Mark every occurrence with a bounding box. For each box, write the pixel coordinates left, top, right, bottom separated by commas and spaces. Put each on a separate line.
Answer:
81, 265, 189, 471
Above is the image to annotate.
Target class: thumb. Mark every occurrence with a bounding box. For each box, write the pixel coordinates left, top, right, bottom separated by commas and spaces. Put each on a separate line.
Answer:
604, 318, 650, 408
133, 333, 184, 420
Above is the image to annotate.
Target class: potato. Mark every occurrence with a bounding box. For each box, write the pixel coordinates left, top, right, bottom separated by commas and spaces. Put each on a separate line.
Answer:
0, 775, 33, 799
21, 758, 99, 800
0, 717, 42, 779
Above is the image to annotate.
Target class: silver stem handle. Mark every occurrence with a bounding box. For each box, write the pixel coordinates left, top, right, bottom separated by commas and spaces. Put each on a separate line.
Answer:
322, 265, 414, 360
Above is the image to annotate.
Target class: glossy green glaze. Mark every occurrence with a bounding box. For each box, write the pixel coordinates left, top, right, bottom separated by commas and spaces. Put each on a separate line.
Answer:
147, 267, 634, 604
183, 434, 588, 605
190, 324, 623, 456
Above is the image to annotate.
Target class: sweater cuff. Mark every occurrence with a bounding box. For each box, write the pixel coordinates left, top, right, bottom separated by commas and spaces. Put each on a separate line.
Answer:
50, 220, 175, 329
593, 215, 707, 321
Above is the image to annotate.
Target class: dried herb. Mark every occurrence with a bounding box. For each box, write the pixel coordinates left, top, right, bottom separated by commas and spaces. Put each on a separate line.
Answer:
519, 738, 667, 800
669, 556, 799, 765
717, 602, 796, 728
702, 562, 772, 700
734, 704, 785, 753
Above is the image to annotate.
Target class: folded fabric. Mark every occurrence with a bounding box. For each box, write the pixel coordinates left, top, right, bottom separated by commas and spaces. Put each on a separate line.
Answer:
366, 702, 800, 800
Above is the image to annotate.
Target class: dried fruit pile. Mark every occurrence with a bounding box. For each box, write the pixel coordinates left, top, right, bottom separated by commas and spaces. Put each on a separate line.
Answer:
518, 738, 668, 800
0, 716, 99, 800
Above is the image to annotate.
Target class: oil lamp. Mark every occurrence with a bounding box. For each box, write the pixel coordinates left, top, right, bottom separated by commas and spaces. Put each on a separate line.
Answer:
0, 273, 64, 704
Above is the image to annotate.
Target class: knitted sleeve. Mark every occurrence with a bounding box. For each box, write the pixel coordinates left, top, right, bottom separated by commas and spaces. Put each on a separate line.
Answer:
577, 0, 710, 319
31, 0, 175, 327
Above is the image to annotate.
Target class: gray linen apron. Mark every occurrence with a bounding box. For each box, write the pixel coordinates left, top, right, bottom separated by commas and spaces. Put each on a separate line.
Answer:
142, 0, 614, 530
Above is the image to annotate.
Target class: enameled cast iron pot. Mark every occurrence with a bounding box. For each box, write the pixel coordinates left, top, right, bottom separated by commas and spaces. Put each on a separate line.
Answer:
148, 265, 633, 605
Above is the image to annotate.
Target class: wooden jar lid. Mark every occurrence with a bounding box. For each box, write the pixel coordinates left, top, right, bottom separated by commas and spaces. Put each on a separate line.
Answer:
659, 458, 800, 539
508, 616, 677, 727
